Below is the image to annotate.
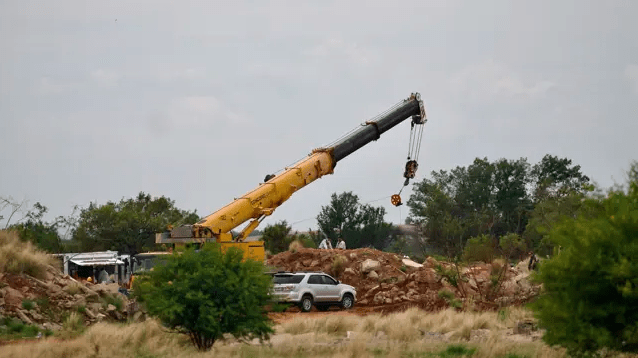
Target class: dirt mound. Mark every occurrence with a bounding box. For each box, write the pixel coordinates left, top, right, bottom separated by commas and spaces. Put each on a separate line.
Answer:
267, 248, 540, 312
0, 266, 138, 333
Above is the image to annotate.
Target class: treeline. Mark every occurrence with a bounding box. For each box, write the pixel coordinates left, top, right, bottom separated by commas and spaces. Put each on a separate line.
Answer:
1, 193, 199, 255
406, 154, 591, 258
0, 154, 593, 259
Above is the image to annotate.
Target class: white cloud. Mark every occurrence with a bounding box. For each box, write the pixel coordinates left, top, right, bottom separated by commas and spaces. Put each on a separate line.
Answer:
449, 60, 556, 103
90, 69, 121, 87
626, 64, 638, 95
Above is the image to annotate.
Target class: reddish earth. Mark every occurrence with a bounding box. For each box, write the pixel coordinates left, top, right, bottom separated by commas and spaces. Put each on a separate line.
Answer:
267, 247, 540, 313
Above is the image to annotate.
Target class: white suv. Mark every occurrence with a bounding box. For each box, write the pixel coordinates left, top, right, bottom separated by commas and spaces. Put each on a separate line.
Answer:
271, 272, 357, 312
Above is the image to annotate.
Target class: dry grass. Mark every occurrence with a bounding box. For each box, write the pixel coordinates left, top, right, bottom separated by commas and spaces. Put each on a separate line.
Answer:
0, 308, 571, 358
288, 239, 304, 253
0, 230, 56, 279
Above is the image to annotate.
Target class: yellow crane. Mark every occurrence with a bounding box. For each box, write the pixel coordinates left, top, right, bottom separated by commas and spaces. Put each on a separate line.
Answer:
155, 93, 428, 262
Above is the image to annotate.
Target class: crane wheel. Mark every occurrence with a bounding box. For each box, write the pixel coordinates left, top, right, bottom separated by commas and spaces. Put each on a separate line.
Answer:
391, 194, 402, 206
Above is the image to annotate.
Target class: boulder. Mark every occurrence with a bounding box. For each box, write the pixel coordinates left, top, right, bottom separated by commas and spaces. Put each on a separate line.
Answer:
2, 286, 24, 306
107, 304, 117, 312
344, 268, 355, 275
368, 271, 379, 280
310, 260, 320, 268
361, 259, 380, 273
16, 309, 33, 325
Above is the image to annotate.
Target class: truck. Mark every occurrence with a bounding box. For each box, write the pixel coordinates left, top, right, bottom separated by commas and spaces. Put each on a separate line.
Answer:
155, 92, 428, 262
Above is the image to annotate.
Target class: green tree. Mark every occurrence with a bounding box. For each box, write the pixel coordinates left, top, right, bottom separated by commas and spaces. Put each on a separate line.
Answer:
11, 203, 63, 253
71, 192, 199, 255
316, 192, 391, 250
134, 244, 274, 351
262, 221, 293, 254
531, 163, 638, 355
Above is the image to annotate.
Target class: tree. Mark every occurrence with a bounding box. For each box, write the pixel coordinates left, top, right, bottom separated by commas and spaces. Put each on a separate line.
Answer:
316, 192, 391, 250
134, 244, 274, 351
262, 221, 293, 254
531, 162, 638, 355
71, 192, 199, 255
11, 203, 63, 253
406, 155, 588, 257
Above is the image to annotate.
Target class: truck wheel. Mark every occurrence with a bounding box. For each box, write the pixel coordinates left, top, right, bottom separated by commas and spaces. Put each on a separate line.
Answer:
341, 294, 354, 310
300, 295, 313, 312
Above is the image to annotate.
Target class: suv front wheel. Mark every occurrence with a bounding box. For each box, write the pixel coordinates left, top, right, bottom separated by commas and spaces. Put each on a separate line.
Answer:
300, 295, 313, 312
341, 293, 354, 310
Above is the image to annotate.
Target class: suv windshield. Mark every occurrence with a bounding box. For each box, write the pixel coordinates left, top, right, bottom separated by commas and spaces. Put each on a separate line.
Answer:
273, 274, 305, 284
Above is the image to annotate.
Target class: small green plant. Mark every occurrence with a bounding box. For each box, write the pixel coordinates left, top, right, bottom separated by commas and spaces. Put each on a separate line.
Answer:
435, 264, 460, 287
438, 289, 462, 309
35, 297, 50, 309
400, 265, 407, 272
102, 294, 124, 311
60, 312, 84, 338
76, 305, 87, 314
497, 308, 510, 321
0, 316, 51, 339
21, 299, 35, 310
439, 344, 476, 358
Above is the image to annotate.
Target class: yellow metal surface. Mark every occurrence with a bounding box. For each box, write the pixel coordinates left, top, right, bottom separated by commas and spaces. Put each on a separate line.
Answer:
192, 149, 335, 238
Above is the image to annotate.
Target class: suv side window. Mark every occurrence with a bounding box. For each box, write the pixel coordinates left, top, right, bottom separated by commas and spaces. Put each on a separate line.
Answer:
322, 275, 338, 285
308, 275, 323, 284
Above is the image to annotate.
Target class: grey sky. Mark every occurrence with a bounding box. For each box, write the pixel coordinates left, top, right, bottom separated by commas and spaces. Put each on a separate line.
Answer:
1, 0, 637, 232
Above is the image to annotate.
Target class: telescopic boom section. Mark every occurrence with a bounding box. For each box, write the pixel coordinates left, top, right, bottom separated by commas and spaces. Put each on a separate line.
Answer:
160, 93, 426, 244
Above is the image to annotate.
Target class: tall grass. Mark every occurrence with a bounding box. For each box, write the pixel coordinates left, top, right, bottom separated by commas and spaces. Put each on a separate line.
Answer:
0, 309, 573, 358
0, 230, 56, 279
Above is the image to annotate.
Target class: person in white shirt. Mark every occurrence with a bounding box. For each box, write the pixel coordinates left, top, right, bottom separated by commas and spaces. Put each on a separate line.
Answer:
318, 238, 333, 249
336, 238, 346, 250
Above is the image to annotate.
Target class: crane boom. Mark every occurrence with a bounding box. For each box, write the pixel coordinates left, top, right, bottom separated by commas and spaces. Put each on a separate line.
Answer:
156, 93, 427, 261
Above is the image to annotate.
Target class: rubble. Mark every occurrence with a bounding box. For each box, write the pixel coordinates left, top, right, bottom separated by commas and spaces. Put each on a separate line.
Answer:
0, 265, 142, 332
268, 248, 541, 312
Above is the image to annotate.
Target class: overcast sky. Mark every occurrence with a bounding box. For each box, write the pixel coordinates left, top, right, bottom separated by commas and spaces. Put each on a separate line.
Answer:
1, 0, 637, 233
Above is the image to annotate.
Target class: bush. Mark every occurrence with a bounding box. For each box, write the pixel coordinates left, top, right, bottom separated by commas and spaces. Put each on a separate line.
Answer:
462, 235, 495, 263
330, 255, 348, 278
133, 244, 274, 351
21, 299, 35, 310
531, 167, 638, 355
288, 239, 303, 253
0, 230, 56, 279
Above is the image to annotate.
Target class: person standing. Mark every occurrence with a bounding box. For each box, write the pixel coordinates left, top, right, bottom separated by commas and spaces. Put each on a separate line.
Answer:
318, 237, 333, 249
336, 238, 346, 250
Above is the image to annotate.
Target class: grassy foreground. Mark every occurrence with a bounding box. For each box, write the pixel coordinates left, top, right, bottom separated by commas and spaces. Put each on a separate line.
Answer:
0, 307, 570, 358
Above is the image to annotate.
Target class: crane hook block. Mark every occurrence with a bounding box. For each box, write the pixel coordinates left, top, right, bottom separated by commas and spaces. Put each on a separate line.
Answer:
404, 160, 418, 180
391, 194, 402, 207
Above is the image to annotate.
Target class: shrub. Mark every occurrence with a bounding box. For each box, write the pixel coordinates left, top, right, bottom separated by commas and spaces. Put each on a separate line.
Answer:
531, 166, 638, 355
330, 255, 348, 278
62, 312, 84, 334
462, 234, 495, 263
288, 239, 303, 253
0, 230, 56, 279
21, 299, 35, 310
438, 289, 462, 309
133, 244, 274, 351
102, 294, 124, 311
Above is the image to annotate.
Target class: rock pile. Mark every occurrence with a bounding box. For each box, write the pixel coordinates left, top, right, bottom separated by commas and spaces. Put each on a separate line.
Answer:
0, 266, 141, 332
267, 248, 540, 312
